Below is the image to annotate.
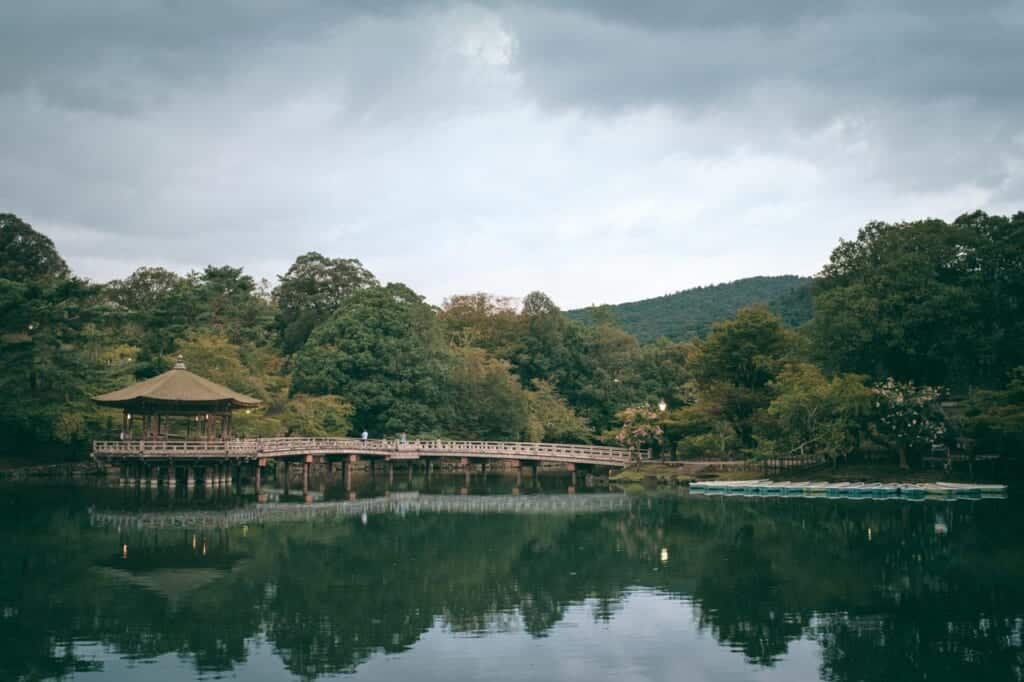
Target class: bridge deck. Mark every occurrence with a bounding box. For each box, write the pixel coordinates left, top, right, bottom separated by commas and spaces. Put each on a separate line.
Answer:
92, 437, 642, 468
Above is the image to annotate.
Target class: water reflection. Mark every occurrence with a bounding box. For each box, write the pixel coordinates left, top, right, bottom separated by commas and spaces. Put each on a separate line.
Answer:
1, 480, 1022, 681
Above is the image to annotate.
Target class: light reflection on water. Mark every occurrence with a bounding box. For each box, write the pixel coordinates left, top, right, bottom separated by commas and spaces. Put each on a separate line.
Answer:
1, 477, 1021, 682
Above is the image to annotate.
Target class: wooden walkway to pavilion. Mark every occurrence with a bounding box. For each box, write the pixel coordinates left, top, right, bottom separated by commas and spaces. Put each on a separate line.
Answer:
91, 437, 644, 492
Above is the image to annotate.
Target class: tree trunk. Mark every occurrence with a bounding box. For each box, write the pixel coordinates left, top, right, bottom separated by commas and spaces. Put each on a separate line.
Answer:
898, 445, 910, 470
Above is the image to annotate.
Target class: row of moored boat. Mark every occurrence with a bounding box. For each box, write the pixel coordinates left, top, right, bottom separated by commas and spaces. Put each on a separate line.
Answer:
688, 479, 1008, 499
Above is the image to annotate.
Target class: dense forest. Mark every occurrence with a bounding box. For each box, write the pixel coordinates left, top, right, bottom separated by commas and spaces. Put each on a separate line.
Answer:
567, 275, 813, 342
1, 210, 1022, 468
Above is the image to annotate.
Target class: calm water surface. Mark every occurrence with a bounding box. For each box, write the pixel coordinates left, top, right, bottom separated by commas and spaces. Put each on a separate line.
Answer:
2, 475, 1022, 681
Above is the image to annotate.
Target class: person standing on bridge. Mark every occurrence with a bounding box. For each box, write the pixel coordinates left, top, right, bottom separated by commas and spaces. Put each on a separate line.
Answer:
400, 432, 407, 444
361, 429, 368, 444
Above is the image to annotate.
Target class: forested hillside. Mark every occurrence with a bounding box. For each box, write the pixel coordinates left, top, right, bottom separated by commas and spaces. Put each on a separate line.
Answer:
2, 209, 1021, 469
567, 275, 813, 341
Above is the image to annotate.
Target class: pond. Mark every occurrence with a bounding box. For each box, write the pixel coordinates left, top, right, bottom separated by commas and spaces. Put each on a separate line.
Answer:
1, 475, 1022, 681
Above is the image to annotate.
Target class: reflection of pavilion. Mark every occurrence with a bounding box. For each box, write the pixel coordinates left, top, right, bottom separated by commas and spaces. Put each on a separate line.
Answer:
94, 546, 249, 609
89, 492, 632, 530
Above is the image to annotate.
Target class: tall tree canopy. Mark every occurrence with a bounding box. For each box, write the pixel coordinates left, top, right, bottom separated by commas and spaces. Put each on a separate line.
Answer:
274, 252, 378, 353
812, 212, 1024, 390
0, 214, 70, 282
290, 284, 449, 435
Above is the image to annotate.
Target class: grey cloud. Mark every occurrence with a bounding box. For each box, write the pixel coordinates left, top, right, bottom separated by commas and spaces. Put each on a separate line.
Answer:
0, 1, 1020, 308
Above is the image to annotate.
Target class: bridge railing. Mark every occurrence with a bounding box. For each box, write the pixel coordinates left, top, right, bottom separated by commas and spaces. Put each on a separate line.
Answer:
92, 437, 646, 464
92, 440, 242, 455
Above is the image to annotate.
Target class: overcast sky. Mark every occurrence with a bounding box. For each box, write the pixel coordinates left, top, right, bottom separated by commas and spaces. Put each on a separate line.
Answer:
2, 1, 1022, 308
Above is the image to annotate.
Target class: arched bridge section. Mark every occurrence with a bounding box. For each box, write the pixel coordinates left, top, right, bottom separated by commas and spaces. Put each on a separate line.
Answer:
91, 437, 643, 468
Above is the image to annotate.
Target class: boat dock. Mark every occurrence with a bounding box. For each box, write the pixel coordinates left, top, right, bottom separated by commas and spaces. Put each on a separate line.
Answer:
689, 480, 1008, 500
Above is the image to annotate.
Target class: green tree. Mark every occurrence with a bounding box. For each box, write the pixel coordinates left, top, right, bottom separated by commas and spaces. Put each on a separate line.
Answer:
290, 284, 448, 436
525, 380, 592, 443
757, 363, 873, 465
612, 404, 663, 460
812, 212, 1024, 390
445, 347, 529, 440
194, 265, 275, 346
281, 394, 354, 437
273, 252, 378, 354
689, 306, 795, 450
0, 213, 70, 281
964, 367, 1024, 457
514, 291, 572, 388
439, 292, 522, 358
104, 267, 201, 374
872, 378, 945, 469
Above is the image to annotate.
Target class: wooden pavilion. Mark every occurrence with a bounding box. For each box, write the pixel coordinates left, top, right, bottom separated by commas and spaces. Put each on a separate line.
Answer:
93, 355, 261, 440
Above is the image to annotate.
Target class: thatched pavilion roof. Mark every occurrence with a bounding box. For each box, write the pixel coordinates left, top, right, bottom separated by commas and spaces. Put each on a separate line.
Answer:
92, 356, 261, 411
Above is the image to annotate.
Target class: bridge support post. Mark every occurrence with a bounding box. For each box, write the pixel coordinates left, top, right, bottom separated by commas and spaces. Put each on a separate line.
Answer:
225, 464, 233, 488
167, 465, 177, 488
344, 455, 355, 490
425, 459, 432, 480
512, 460, 522, 487
461, 457, 470, 487
283, 461, 290, 495
407, 461, 413, 484
186, 466, 195, 488
254, 462, 261, 492
303, 455, 311, 495
480, 460, 487, 478
387, 460, 394, 486
148, 464, 158, 488
567, 463, 577, 488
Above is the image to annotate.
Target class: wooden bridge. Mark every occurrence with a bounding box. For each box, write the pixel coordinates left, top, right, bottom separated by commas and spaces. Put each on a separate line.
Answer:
92, 437, 639, 467
91, 437, 645, 493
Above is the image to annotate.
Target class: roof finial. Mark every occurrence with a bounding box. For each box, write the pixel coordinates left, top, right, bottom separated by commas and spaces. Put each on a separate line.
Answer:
174, 354, 186, 370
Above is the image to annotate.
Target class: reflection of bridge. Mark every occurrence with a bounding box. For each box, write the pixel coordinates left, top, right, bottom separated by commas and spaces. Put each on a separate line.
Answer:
88, 493, 632, 529
92, 437, 643, 492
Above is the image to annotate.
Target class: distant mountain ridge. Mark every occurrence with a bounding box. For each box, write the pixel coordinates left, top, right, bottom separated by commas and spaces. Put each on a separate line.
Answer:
567, 275, 814, 342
